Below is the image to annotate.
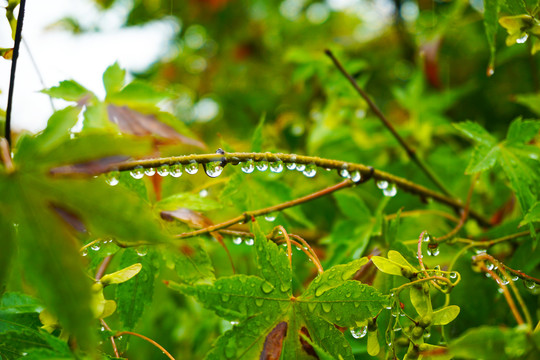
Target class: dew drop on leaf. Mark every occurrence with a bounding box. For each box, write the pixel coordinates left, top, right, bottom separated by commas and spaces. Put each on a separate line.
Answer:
516, 33, 528, 44
241, 159, 254, 173
264, 213, 277, 222
204, 161, 223, 178
245, 238, 254, 246
136, 246, 147, 256
170, 163, 183, 178
321, 302, 332, 312
105, 171, 120, 186
350, 170, 361, 183
255, 298, 264, 307
144, 167, 156, 176
157, 164, 170, 177
233, 237, 242, 245
427, 244, 439, 256
185, 162, 199, 175
261, 281, 275, 294
307, 302, 317, 312
199, 189, 208, 197
221, 294, 230, 302
256, 160, 268, 172
130, 166, 144, 179
383, 183, 397, 197
91, 242, 101, 251
269, 161, 284, 173
376, 180, 388, 190
303, 164, 317, 177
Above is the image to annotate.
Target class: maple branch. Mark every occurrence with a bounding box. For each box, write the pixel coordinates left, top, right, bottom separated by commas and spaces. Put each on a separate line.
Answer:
91, 152, 490, 226
5, 0, 27, 148
115, 331, 175, 360
100, 319, 119, 358
475, 260, 524, 326
176, 180, 353, 239
324, 49, 453, 198
474, 253, 540, 286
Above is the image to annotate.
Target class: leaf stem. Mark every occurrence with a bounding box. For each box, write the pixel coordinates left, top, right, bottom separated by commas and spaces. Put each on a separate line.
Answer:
324, 49, 454, 198
115, 331, 176, 360
176, 180, 353, 239
5, 0, 27, 147
99, 152, 490, 226
100, 319, 119, 358
0, 138, 14, 173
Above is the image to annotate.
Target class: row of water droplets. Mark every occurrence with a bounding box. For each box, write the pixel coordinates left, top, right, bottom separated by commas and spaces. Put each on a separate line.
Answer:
81, 238, 147, 257
239, 157, 317, 178
477, 249, 539, 292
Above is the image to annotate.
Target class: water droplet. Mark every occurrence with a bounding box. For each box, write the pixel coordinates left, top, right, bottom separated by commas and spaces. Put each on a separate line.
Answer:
261, 281, 275, 294
144, 167, 156, 176
255, 298, 264, 307
100, 326, 106, 332
245, 238, 254, 246
427, 244, 439, 256
170, 163, 183, 178
376, 180, 389, 190
204, 161, 223, 178
91, 242, 101, 251
233, 237, 243, 245
82, 249, 88, 257
315, 283, 334, 297
286, 162, 296, 170
383, 183, 397, 197
475, 248, 487, 255
157, 164, 170, 177
264, 213, 277, 222
256, 160, 268, 172
423, 329, 431, 339
339, 166, 350, 178
525, 280, 537, 290
350, 171, 361, 183
486, 263, 494, 271
516, 33, 529, 44
296, 163, 306, 172
512, 275, 519, 282
422, 233, 430, 242
241, 160, 255, 173
280, 282, 291, 293
486, 65, 494, 77
450, 272, 457, 279
130, 166, 144, 179
270, 161, 284, 173
303, 164, 317, 178
105, 171, 120, 186
185, 162, 199, 175
307, 302, 317, 312
221, 294, 230, 302
321, 303, 332, 313
497, 287, 504, 294
136, 246, 147, 257
199, 189, 208, 197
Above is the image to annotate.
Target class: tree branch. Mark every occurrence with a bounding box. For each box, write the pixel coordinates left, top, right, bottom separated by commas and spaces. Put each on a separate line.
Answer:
94, 151, 490, 227
324, 49, 454, 198
5, 0, 27, 147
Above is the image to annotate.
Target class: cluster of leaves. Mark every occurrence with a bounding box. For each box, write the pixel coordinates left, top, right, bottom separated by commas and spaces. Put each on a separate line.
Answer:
1, 0, 540, 359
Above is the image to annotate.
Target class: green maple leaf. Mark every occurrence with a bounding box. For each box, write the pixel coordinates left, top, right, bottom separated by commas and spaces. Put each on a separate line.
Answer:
0, 107, 172, 349
170, 222, 390, 359
454, 118, 540, 215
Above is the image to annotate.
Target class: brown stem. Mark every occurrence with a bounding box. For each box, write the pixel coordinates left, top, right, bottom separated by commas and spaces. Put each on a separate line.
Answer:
474, 253, 540, 285
0, 138, 14, 173
277, 226, 293, 269
324, 49, 453, 198
497, 265, 533, 328
476, 261, 524, 325
115, 331, 175, 360
95, 255, 114, 281
385, 209, 459, 223
100, 319, 120, 358
435, 173, 478, 243
176, 180, 353, 239
289, 234, 323, 273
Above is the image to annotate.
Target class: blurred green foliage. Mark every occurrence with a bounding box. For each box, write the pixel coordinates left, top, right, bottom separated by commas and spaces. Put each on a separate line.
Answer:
1, 0, 540, 359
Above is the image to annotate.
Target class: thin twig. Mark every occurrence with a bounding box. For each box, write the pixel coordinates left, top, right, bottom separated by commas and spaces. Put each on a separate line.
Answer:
95, 255, 114, 281
22, 38, 55, 111
0, 138, 14, 173
497, 265, 533, 328
100, 319, 120, 358
176, 180, 353, 239
5, 0, 27, 147
476, 261, 524, 325
277, 226, 293, 269
434, 173, 478, 243
474, 253, 540, 285
385, 209, 459, 223
74, 152, 490, 226
289, 234, 323, 273
115, 331, 175, 360
324, 49, 453, 198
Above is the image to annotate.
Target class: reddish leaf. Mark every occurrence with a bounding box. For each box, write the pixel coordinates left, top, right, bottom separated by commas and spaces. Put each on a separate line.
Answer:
260, 322, 288, 360
107, 105, 205, 148
299, 327, 318, 358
